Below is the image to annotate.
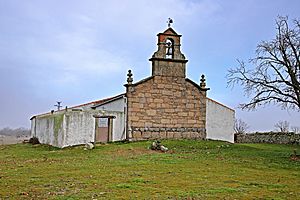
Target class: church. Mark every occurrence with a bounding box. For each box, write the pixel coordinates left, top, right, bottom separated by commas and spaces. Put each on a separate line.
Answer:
30, 26, 235, 148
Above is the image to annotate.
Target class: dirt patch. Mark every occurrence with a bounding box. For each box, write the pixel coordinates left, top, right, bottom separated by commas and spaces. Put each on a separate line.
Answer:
290, 155, 300, 161
102, 147, 159, 159
290, 150, 300, 161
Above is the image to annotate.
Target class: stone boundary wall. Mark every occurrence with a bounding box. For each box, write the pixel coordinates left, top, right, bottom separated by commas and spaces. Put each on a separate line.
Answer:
235, 132, 300, 144
130, 127, 206, 141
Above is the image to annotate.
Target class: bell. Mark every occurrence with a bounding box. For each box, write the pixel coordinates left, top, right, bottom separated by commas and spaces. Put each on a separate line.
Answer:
166, 42, 173, 56
167, 47, 173, 56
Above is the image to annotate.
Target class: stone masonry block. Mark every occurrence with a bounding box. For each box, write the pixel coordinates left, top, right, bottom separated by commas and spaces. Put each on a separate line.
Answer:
132, 131, 142, 139
146, 110, 156, 116
142, 131, 151, 139
145, 122, 153, 127
151, 132, 160, 139
159, 132, 166, 138
173, 132, 182, 139
166, 132, 174, 139
161, 119, 170, 124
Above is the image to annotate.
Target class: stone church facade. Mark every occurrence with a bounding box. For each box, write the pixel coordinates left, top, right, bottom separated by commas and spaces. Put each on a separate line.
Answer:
126, 28, 209, 141
30, 27, 235, 148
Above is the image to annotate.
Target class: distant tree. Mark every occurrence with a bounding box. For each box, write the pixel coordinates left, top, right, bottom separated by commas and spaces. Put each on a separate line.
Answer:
227, 16, 300, 111
291, 126, 300, 134
274, 120, 290, 133
234, 118, 250, 134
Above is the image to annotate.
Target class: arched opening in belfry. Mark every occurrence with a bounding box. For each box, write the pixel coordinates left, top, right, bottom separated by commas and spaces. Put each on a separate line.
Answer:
165, 38, 174, 59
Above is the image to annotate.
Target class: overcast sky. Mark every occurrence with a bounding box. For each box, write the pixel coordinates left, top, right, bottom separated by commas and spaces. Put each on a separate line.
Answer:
0, 0, 299, 131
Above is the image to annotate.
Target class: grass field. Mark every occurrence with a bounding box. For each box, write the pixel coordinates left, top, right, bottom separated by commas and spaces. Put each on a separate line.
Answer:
0, 140, 299, 199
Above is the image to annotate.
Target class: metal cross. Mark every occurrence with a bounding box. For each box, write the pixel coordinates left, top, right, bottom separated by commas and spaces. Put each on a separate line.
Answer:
54, 101, 62, 111
167, 18, 173, 28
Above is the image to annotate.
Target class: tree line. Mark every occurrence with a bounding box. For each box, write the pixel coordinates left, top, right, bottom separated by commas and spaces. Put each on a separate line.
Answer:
234, 118, 300, 134
0, 127, 30, 136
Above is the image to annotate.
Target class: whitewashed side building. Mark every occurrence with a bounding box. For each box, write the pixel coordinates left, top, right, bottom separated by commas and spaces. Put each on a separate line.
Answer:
31, 94, 126, 148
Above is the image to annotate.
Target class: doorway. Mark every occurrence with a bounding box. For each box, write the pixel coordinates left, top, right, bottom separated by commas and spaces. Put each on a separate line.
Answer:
94, 116, 115, 143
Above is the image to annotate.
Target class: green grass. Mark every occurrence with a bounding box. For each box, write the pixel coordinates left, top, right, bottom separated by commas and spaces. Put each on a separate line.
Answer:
0, 140, 299, 199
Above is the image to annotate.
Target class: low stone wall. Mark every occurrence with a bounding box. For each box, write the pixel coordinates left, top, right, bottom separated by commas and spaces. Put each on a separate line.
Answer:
235, 132, 300, 144
130, 127, 206, 141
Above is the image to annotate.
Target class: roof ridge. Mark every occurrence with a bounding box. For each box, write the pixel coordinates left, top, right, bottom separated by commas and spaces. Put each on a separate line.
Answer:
32, 93, 125, 118
207, 97, 235, 112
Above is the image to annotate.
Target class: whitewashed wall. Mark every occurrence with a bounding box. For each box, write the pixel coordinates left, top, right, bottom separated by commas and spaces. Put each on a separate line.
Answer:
206, 98, 235, 143
63, 111, 96, 147
110, 111, 125, 141
31, 111, 97, 147
30, 118, 36, 137
32, 113, 65, 147
95, 97, 125, 112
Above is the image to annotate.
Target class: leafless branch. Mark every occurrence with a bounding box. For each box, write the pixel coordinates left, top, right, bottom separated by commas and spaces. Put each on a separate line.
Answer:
227, 16, 300, 111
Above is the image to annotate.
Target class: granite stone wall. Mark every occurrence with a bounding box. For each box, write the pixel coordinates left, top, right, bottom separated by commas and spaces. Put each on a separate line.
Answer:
235, 132, 300, 144
126, 75, 207, 141
131, 127, 206, 141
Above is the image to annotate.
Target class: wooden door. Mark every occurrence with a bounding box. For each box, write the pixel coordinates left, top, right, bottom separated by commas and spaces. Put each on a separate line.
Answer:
95, 118, 109, 143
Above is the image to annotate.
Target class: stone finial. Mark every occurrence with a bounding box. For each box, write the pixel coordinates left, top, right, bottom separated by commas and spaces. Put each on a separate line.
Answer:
127, 70, 133, 85
200, 74, 206, 88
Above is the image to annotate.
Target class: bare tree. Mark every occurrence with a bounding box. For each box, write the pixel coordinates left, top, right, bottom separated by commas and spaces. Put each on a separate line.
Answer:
274, 120, 290, 133
234, 118, 250, 134
291, 126, 300, 134
227, 16, 300, 111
